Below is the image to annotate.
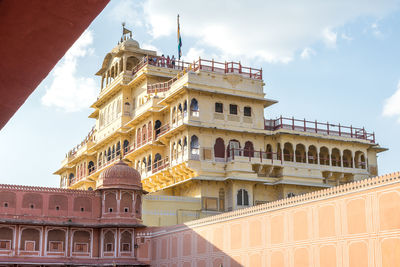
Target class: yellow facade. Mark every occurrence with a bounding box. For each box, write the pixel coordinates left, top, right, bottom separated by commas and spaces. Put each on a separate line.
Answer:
55, 32, 386, 226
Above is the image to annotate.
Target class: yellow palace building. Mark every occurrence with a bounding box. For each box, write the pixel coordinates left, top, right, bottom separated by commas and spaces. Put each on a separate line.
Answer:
55, 30, 386, 226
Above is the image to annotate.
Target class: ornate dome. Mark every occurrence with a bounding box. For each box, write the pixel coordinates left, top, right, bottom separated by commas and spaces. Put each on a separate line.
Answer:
99, 160, 142, 189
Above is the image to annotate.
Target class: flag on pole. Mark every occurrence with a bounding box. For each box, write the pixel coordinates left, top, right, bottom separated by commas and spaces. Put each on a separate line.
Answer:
177, 15, 182, 60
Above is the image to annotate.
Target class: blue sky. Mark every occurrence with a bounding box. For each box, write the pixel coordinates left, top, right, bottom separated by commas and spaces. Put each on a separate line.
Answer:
1, 0, 400, 187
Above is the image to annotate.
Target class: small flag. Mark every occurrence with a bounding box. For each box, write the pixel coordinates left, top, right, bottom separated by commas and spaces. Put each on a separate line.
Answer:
177, 15, 182, 60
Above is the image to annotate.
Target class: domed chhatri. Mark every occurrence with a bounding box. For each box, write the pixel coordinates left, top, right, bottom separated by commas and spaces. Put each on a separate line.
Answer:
99, 160, 142, 189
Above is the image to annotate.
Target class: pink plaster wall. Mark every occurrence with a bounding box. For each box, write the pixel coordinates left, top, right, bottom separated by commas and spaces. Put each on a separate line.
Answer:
138, 172, 400, 267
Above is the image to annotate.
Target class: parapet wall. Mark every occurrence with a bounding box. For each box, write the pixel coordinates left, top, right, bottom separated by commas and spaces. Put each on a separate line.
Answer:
137, 172, 400, 266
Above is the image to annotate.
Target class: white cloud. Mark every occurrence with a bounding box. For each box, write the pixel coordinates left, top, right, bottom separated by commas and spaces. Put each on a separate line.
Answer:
134, 0, 399, 63
341, 33, 354, 41
371, 22, 383, 37
41, 30, 97, 112
322, 28, 337, 48
300, 47, 316, 59
383, 81, 400, 122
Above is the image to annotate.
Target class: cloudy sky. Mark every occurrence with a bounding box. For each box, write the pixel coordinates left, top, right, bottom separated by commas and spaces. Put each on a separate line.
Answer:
1, 0, 400, 187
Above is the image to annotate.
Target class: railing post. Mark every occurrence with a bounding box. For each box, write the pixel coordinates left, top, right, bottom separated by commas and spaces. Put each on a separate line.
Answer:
363, 127, 366, 139
280, 115, 283, 129
350, 125, 353, 138
327, 122, 329, 135
199, 57, 201, 70
373, 132, 375, 143
249, 67, 252, 78
315, 120, 317, 133
304, 118, 306, 132
260, 68, 263, 80
260, 149, 262, 163
339, 123, 341, 136
212, 59, 214, 72
292, 117, 295, 130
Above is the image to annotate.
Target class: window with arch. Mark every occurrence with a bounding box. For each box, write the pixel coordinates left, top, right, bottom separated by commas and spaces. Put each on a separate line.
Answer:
124, 102, 131, 116
154, 153, 162, 170
88, 161, 95, 174
237, 189, 249, 206
154, 120, 162, 138
107, 148, 111, 162
123, 140, 130, 153
147, 155, 152, 172
227, 140, 240, 157
68, 173, 74, 185
266, 144, 273, 159
116, 141, 121, 157
178, 103, 183, 116
183, 136, 188, 156
98, 153, 103, 167
183, 100, 187, 115
214, 138, 225, 159
190, 98, 199, 117
243, 141, 254, 157
172, 106, 177, 123
190, 135, 200, 159
137, 128, 142, 146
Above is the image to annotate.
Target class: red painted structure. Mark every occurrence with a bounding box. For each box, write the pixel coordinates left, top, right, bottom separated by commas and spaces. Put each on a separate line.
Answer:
0, 0, 109, 130
0, 160, 147, 266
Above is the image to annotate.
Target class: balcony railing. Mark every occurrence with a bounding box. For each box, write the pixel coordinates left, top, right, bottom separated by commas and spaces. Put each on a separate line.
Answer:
265, 116, 375, 143
143, 56, 263, 94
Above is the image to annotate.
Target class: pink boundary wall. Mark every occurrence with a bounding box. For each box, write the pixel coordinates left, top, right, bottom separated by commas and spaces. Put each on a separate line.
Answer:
137, 172, 400, 267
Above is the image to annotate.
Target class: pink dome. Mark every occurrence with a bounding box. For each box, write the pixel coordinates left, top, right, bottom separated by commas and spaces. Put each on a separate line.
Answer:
99, 160, 142, 189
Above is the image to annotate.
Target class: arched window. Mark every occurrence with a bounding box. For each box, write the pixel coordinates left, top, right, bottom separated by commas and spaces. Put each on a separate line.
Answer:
178, 103, 183, 116
343, 149, 353, 168
243, 141, 254, 157
112, 145, 115, 160
124, 102, 130, 116
126, 56, 139, 71
148, 121, 152, 140
183, 100, 187, 115
237, 189, 249, 206
266, 144, 273, 159
147, 155, 152, 172
136, 128, 142, 146
295, 144, 306, 163
178, 140, 182, 158
107, 148, 111, 161
331, 148, 341, 167
98, 153, 103, 167
120, 231, 132, 252
154, 153, 162, 170
103, 230, 115, 252
227, 139, 240, 158
355, 151, 366, 169
154, 120, 162, 138
183, 136, 188, 156
283, 143, 294, 161
308, 145, 318, 164
320, 147, 330, 165
190, 98, 199, 117
214, 138, 225, 159
190, 135, 200, 159
142, 125, 147, 142
88, 161, 94, 174
123, 140, 130, 153
116, 141, 121, 156
69, 173, 74, 185
142, 157, 147, 173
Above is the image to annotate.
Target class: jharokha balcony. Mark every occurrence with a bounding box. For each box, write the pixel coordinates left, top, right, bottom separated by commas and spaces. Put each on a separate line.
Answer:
265, 116, 376, 143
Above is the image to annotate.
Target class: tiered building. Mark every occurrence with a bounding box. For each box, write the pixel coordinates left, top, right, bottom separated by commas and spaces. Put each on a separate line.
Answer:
55, 29, 386, 226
